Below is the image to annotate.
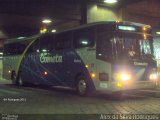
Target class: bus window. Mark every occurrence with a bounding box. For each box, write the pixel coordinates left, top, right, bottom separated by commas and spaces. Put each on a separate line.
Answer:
27, 39, 40, 53
27, 34, 54, 53
55, 31, 72, 50
139, 38, 152, 55
39, 34, 54, 52
116, 32, 140, 59
96, 24, 113, 62
4, 43, 16, 55
116, 32, 152, 59
4, 42, 26, 55
17, 43, 26, 54
73, 27, 95, 48
96, 31, 113, 62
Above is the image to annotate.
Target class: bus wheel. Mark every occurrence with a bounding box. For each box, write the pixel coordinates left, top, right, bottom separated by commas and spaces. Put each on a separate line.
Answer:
11, 71, 17, 85
76, 76, 88, 96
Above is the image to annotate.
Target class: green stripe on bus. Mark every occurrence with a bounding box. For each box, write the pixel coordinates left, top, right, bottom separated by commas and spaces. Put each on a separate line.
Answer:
15, 39, 37, 74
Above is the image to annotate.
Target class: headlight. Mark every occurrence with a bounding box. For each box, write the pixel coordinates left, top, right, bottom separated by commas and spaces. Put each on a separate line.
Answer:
114, 72, 132, 88
115, 72, 132, 82
120, 73, 131, 81
149, 73, 157, 80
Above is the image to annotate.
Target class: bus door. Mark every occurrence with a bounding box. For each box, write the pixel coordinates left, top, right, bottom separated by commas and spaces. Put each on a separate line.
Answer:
96, 25, 113, 90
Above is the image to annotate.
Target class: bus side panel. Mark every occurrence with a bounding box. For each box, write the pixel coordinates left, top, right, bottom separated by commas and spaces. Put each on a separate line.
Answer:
19, 48, 96, 91
20, 52, 67, 86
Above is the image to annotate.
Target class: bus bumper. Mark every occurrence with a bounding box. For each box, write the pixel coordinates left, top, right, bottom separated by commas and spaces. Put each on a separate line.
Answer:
94, 81, 157, 92
110, 81, 157, 92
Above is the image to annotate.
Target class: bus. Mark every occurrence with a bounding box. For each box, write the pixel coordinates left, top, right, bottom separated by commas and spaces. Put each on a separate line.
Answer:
3, 21, 158, 96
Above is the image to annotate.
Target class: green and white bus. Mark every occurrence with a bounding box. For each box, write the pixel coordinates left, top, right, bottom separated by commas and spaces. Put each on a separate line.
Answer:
3, 21, 158, 95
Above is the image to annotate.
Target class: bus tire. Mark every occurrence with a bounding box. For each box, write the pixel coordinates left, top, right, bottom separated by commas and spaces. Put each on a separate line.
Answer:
11, 71, 17, 85
76, 76, 88, 96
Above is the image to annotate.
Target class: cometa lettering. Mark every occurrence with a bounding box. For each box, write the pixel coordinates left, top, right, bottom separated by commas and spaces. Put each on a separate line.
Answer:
40, 53, 63, 63
134, 62, 148, 66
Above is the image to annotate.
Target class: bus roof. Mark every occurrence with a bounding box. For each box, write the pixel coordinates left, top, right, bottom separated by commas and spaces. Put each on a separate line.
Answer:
4, 34, 41, 44
4, 21, 151, 44
53, 21, 151, 34
63, 21, 150, 30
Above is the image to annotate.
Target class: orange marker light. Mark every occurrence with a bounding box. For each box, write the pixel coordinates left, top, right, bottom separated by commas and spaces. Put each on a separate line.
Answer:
143, 27, 147, 31
85, 64, 89, 68
44, 71, 48, 76
91, 73, 96, 78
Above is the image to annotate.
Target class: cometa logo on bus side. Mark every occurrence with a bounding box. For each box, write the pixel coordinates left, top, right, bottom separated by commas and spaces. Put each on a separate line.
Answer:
40, 53, 63, 63
134, 62, 148, 66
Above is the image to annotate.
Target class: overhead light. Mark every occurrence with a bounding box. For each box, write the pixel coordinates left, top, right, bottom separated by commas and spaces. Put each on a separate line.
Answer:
0, 52, 3, 55
42, 19, 52, 24
51, 29, 56, 33
104, 0, 118, 4
156, 32, 160, 35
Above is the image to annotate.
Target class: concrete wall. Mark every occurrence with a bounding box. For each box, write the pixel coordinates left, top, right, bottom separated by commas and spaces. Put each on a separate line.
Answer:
120, 0, 160, 27
87, 4, 119, 23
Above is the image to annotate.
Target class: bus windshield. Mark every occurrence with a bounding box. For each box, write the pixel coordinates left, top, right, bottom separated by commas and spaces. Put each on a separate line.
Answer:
115, 32, 153, 60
